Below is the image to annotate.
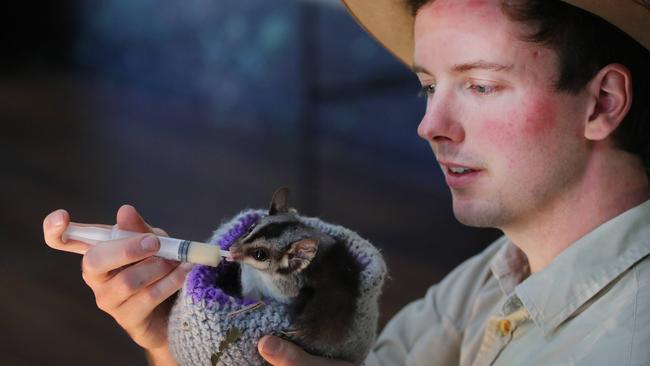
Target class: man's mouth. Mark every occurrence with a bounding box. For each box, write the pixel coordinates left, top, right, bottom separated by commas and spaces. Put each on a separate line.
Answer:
438, 159, 484, 189
439, 161, 482, 188
447, 166, 476, 174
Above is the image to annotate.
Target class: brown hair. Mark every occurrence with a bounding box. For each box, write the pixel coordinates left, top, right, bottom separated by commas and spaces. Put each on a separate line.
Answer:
407, 0, 650, 174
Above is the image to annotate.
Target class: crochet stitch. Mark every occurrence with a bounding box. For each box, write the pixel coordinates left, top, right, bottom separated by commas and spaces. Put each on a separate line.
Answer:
168, 209, 387, 365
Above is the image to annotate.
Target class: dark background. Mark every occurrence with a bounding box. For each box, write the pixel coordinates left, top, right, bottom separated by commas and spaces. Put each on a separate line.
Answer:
0, 1, 500, 365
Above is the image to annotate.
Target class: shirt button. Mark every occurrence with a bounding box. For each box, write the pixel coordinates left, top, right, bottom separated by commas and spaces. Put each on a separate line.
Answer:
498, 319, 512, 336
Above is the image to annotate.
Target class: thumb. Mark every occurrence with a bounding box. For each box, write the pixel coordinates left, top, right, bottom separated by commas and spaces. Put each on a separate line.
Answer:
258, 336, 306, 366
258, 335, 350, 366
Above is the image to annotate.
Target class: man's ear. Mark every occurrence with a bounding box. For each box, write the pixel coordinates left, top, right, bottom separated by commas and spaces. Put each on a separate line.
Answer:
584, 63, 632, 141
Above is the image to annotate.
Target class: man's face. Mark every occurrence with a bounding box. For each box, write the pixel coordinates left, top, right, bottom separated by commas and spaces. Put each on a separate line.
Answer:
414, 0, 591, 230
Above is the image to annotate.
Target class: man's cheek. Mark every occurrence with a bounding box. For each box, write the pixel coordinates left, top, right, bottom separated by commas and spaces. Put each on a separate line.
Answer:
521, 95, 559, 138
478, 119, 521, 168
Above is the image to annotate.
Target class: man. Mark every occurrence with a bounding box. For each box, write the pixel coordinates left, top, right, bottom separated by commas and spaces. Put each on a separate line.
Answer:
43, 0, 650, 365
257, 1, 650, 365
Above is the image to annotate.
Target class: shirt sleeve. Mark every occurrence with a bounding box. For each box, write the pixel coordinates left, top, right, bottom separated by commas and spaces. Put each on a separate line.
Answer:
363, 239, 505, 366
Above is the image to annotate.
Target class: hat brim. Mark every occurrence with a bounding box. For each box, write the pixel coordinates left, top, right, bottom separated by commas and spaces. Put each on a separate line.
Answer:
341, 0, 650, 68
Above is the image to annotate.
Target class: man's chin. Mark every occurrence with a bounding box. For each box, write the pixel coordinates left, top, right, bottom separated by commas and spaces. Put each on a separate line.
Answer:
452, 200, 504, 228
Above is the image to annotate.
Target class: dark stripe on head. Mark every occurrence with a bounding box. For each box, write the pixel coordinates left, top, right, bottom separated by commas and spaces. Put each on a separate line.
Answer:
245, 222, 293, 242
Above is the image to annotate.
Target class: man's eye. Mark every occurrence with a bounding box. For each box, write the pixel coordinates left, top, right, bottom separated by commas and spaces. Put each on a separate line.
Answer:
418, 84, 437, 98
470, 84, 497, 95
251, 248, 269, 262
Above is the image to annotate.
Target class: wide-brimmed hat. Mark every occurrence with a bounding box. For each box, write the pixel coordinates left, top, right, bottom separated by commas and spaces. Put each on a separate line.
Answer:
341, 0, 650, 67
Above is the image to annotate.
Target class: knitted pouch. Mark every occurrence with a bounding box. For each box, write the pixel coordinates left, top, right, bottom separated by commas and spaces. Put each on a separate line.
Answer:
168, 209, 387, 366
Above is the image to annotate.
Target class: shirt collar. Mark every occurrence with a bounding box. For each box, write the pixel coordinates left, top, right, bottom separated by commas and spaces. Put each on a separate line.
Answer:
490, 239, 529, 297
507, 199, 650, 335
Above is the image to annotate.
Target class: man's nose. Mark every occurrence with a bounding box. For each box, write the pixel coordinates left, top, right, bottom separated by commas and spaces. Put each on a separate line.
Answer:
417, 94, 465, 144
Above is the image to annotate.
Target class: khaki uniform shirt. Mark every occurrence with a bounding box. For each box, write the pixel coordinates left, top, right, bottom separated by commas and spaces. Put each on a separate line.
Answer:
365, 200, 650, 366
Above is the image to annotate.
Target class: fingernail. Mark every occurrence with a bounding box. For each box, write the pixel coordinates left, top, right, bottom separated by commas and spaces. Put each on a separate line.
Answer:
48, 210, 65, 228
261, 336, 282, 356
141, 235, 159, 252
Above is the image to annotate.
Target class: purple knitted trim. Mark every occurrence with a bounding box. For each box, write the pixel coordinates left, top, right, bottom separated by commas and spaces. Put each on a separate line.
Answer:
186, 212, 262, 306
213, 212, 262, 250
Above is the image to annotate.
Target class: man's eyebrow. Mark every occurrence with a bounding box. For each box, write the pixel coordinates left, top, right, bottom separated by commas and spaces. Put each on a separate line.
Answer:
412, 64, 432, 75
451, 61, 514, 73
412, 61, 514, 76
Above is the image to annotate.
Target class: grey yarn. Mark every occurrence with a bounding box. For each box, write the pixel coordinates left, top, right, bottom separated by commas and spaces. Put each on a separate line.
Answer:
168, 210, 387, 365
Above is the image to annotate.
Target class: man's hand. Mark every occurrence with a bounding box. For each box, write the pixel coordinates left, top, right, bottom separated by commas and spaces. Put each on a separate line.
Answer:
258, 336, 355, 366
43, 205, 192, 364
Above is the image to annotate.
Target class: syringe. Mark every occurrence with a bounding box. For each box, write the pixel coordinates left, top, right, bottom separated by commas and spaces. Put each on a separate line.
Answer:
62, 223, 229, 267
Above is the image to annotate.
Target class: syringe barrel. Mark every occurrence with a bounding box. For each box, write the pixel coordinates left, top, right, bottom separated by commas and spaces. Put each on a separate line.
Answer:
63, 223, 225, 267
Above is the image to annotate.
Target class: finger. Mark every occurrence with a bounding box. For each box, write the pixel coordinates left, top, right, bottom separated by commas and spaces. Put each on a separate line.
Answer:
151, 227, 169, 237
92, 256, 178, 311
44, 210, 118, 255
258, 336, 353, 366
82, 234, 160, 278
43, 209, 88, 255
116, 262, 194, 326
116, 204, 162, 234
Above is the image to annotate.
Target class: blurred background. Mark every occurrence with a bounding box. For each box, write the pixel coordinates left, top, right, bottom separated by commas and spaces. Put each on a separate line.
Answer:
0, 1, 500, 364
